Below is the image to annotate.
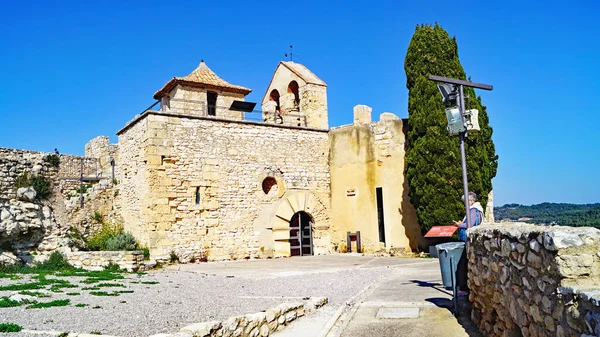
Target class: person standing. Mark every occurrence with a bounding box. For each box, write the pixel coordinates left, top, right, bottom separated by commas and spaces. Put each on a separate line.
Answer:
453, 191, 484, 294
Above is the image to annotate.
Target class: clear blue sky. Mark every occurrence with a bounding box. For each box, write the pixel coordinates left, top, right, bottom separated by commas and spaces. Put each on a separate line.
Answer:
1, 0, 598, 207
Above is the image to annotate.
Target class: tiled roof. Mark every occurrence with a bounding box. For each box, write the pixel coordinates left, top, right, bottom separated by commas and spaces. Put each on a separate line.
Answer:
153, 61, 252, 99
281, 62, 327, 86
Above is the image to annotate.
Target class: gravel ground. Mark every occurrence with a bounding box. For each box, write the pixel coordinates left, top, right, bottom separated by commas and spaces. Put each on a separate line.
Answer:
0, 266, 392, 337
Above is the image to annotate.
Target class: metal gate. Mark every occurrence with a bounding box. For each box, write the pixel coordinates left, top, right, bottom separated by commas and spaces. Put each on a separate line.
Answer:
289, 212, 313, 256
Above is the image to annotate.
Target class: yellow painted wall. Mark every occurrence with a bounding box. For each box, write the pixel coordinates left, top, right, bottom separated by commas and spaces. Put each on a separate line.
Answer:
329, 116, 423, 251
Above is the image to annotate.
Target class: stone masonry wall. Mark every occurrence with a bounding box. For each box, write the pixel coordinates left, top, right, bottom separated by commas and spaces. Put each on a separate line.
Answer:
169, 297, 327, 337
66, 251, 144, 272
468, 223, 600, 337
117, 112, 331, 262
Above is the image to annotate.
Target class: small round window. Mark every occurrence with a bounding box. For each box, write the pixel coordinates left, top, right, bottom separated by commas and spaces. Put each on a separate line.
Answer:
262, 177, 278, 195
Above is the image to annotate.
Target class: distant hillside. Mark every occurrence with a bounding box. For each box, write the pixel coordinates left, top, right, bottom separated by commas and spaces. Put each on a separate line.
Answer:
494, 203, 600, 228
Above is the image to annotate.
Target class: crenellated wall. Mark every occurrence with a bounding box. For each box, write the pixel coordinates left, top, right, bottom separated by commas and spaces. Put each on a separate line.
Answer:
468, 223, 600, 337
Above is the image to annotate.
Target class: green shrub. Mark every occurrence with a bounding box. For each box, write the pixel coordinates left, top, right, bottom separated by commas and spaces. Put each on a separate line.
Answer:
31, 176, 52, 200
104, 232, 138, 251
104, 263, 122, 272
91, 211, 104, 224
0, 323, 23, 333
169, 251, 179, 263
141, 246, 150, 260
33, 252, 73, 272
76, 184, 93, 194
86, 223, 123, 251
43, 154, 60, 168
13, 173, 30, 190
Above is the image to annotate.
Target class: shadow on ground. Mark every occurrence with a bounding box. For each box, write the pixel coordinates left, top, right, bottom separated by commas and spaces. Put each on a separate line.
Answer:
409, 279, 484, 337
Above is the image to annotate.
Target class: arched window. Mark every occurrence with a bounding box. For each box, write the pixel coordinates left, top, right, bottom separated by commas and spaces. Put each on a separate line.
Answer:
287, 81, 300, 109
269, 89, 280, 111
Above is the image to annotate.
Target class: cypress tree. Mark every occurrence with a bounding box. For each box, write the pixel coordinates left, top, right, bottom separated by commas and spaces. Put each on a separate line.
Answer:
404, 24, 498, 233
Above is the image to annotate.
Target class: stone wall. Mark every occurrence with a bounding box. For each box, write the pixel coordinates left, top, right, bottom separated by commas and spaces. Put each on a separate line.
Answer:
117, 111, 331, 262
162, 297, 328, 337
329, 109, 422, 252
85, 136, 118, 180
468, 223, 600, 337
164, 85, 246, 120
66, 251, 144, 272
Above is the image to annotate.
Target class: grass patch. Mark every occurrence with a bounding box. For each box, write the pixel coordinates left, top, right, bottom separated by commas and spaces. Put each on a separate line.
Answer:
0, 282, 45, 291
81, 287, 100, 291
0, 297, 21, 308
141, 281, 159, 285
89, 291, 120, 297
0, 273, 21, 280
49, 288, 63, 293
19, 290, 51, 298
66, 292, 81, 296
96, 283, 125, 288
0, 323, 23, 333
26, 299, 70, 309
75, 303, 88, 308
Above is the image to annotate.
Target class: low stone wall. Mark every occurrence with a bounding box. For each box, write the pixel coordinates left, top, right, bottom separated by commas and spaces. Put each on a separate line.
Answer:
468, 223, 600, 337
66, 251, 144, 272
152, 297, 328, 337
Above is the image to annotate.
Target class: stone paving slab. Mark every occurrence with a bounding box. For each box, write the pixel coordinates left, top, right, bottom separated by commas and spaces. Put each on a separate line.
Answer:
375, 307, 420, 319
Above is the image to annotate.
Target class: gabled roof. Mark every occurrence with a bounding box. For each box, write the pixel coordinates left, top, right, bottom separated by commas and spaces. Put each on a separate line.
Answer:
153, 60, 252, 99
280, 61, 327, 87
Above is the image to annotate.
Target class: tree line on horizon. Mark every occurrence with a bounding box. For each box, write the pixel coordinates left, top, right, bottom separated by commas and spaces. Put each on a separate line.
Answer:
494, 203, 600, 228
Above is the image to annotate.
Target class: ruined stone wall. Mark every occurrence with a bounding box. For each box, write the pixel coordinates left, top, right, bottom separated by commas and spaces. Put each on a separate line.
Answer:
0, 147, 119, 263
85, 136, 118, 180
468, 223, 600, 337
117, 112, 331, 262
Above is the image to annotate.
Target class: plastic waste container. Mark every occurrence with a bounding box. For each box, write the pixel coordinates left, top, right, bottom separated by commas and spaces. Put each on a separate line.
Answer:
436, 242, 465, 288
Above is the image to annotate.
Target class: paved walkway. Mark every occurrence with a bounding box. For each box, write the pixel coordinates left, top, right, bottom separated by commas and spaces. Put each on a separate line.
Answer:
325, 260, 482, 337
167, 255, 481, 337
167, 254, 427, 279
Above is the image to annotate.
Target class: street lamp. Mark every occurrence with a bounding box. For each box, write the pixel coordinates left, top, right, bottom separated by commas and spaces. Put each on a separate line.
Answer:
428, 75, 493, 228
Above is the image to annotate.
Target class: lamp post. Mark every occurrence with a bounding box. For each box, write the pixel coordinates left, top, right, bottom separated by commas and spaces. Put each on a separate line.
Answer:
428, 75, 493, 229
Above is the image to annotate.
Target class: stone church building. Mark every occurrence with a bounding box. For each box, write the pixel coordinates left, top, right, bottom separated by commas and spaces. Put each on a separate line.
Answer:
95, 60, 426, 262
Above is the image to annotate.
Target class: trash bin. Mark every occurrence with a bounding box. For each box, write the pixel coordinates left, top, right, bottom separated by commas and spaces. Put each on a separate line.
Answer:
436, 242, 465, 288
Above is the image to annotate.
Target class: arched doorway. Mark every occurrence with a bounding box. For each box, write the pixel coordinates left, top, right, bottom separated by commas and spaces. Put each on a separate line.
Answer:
289, 211, 313, 256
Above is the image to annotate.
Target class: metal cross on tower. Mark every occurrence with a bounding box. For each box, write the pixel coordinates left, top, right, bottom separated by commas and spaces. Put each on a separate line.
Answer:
285, 45, 294, 62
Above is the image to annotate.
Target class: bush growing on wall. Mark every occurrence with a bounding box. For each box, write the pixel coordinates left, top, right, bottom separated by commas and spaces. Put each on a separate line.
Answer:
43, 154, 60, 168
12, 173, 53, 201
69, 213, 142, 252
31, 176, 52, 200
